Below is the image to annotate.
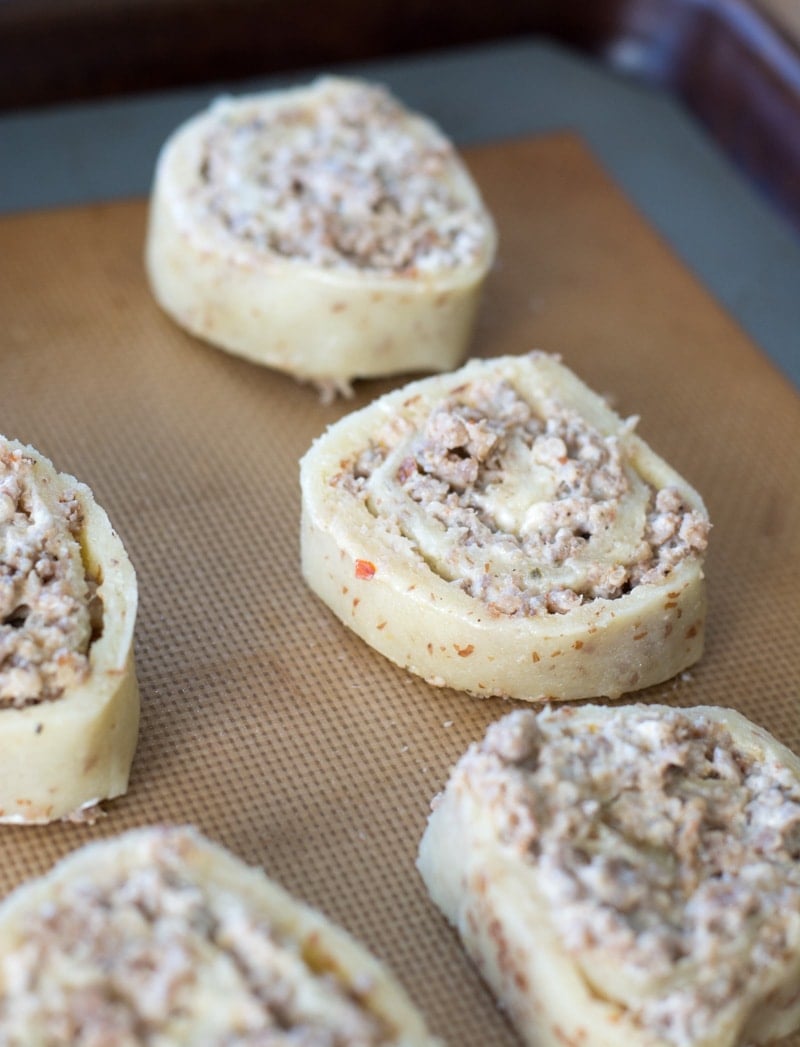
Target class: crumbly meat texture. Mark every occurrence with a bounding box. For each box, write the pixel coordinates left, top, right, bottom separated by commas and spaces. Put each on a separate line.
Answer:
457, 707, 800, 1047
0, 833, 392, 1045
0, 444, 92, 708
338, 377, 710, 617
198, 80, 488, 274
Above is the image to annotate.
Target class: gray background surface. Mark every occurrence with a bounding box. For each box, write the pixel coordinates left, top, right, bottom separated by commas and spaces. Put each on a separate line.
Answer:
1, 38, 798, 387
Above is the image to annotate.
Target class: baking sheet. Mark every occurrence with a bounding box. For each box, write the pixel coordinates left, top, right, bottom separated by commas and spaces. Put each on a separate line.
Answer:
1, 132, 799, 1045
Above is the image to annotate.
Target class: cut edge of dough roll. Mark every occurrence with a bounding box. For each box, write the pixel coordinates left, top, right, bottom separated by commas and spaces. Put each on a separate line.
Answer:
0, 438, 139, 824
145, 76, 497, 394
0, 825, 442, 1045
416, 705, 800, 1047
300, 352, 709, 702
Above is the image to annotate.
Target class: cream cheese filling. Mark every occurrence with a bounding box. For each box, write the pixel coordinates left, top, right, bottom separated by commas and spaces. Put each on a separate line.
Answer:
196, 78, 489, 274
0, 442, 92, 708
343, 375, 709, 617
0, 833, 393, 1045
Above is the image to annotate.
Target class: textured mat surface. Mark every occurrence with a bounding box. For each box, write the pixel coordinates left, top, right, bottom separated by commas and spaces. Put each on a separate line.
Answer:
1, 132, 798, 1045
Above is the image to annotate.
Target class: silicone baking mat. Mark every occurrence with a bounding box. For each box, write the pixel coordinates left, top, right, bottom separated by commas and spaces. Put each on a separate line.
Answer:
1, 132, 798, 1045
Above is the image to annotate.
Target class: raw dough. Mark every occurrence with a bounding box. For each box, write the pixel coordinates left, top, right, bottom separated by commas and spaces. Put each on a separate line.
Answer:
0, 826, 440, 1045
418, 703, 800, 1047
146, 76, 496, 397
300, 352, 709, 701
0, 435, 138, 822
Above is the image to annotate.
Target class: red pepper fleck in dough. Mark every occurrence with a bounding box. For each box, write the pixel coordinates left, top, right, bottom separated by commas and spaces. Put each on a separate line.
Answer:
355, 559, 376, 580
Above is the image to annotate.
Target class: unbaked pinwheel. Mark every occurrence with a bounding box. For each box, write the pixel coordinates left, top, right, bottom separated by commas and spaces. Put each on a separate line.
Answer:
146, 76, 496, 398
0, 435, 138, 823
300, 352, 710, 702
0, 826, 441, 1045
418, 704, 800, 1047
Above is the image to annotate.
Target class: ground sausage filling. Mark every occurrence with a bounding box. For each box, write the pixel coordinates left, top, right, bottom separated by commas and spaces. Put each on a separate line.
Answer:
198, 80, 488, 274
459, 707, 800, 1047
0, 834, 392, 1045
339, 375, 709, 616
0, 443, 92, 708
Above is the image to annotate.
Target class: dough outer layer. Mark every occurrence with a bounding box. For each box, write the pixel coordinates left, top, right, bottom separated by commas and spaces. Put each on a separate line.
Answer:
0, 437, 139, 823
0, 826, 440, 1045
145, 76, 496, 393
300, 352, 709, 701
418, 704, 800, 1047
